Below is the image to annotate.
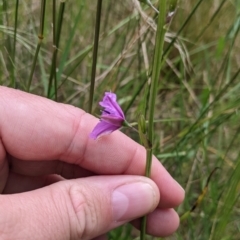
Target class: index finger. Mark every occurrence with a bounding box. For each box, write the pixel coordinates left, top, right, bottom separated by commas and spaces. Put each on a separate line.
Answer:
0, 87, 184, 208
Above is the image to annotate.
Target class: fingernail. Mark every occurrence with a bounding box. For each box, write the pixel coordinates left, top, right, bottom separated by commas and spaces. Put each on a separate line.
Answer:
112, 182, 157, 222
175, 180, 185, 195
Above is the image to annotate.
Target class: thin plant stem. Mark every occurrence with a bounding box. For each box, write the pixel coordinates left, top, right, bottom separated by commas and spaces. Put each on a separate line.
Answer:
163, 0, 204, 58
27, 43, 41, 91
12, 0, 19, 88
55, 1, 65, 48
88, 0, 103, 113
13, 0, 19, 57
2, 0, 10, 53
27, 0, 46, 92
140, 0, 167, 239
2, 0, 13, 87
47, 0, 65, 99
196, 0, 227, 41
52, 0, 56, 45
2, 0, 10, 33
52, 0, 57, 100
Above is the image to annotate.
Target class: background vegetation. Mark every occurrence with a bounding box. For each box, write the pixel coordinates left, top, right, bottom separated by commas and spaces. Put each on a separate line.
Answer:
0, 0, 240, 239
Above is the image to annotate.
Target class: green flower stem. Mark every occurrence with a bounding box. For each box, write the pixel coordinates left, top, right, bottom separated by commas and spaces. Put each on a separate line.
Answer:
123, 120, 139, 134
27, 0, 46, 92
2, 0, 11, 56
163, 0, 205, 58
52, 0, 57, 101
140, 0, 167, 239
47, 0, 65, 99
13, 0, 19, 58
27, 43, 41, 92
88, 0, 103, 114
52, 0, 56, 46
12, 0, 19, 88
3, 0, 14, 87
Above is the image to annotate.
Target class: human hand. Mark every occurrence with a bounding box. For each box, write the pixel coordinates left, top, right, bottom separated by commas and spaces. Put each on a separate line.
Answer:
0, 87, 184, 240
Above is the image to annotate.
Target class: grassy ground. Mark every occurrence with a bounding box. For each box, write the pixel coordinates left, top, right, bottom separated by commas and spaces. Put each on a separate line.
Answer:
1, 0, 240, 239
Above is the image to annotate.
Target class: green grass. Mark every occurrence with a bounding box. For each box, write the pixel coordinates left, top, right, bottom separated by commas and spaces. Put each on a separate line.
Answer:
1, 0, 240, 239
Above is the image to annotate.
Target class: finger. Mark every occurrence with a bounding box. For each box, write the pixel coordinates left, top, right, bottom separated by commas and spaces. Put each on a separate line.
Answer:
0, 87, 184, 208
9, 157, 184, 209
3, 172, 64, 194
0, 141, 8, 192
132, 208, 180, 237
10, 158, 94, 178
0, 176, 160, 240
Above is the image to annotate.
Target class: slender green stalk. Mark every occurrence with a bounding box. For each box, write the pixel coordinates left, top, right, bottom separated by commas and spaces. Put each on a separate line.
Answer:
196, 0, 227, 41
2, 0, 9, 30
146, 1, 167, 181
2, 0, 12, 55
13, 0, 19, 59
88, 0, 103, 113
27, 43, 41, 91
27, 0, 46, 92
212, 159, 240, 239
163, 0, 204, 58
56, 2, 84, 88
2, 0, 13, 87
52, 0, 57, 100
140, 1, 167, 239
55, 1, 65, 48
52, 0, 56, 46
12, 0, 19, 88
47, 0, 65, 99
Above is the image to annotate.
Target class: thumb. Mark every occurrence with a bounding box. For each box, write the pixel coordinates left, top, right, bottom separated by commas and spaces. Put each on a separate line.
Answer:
0, 176, 159, 240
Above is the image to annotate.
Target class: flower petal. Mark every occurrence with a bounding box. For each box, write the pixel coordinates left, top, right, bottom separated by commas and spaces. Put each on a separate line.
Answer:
101, 115, 124, 126
89, 121, 120, 139
99, 92, 125, 119
90, 92, 125, 140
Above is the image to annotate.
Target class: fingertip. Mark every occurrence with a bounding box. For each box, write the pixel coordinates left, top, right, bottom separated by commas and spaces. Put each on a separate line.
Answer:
148, 208, 180, 237
175, 181, 185, 205
132, 208, 180, 237
111, 178, 160, 222
151, 158, 185, 208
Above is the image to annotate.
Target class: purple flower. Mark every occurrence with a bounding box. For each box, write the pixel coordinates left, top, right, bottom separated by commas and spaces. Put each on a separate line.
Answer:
90, 92, 125, 139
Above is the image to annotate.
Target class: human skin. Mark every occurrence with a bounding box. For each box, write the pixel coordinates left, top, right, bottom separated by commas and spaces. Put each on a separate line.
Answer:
0, 86, 184, 240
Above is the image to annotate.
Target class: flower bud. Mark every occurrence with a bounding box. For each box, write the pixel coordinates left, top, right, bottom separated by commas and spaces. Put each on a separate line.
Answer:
138, 114, 147, 134
138, 114, 152, 149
